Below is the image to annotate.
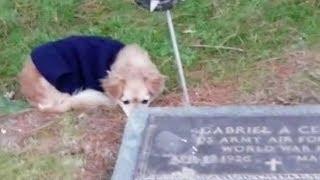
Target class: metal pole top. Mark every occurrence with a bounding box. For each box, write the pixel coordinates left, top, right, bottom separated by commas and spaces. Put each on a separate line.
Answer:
135, 0, 179, 12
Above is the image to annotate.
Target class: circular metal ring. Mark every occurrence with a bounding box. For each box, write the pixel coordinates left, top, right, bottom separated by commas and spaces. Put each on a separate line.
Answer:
135, 0, 179, 11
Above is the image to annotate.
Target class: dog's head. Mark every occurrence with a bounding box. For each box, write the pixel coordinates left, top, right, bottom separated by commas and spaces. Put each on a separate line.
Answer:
102, 72, 165, 116
102, 44, 166, 117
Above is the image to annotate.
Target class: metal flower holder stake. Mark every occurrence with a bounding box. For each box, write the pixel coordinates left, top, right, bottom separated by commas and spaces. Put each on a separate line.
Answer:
135, 0, 190, 106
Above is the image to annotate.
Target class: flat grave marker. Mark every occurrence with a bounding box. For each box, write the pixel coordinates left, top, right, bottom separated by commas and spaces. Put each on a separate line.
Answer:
112, 106, 320, 180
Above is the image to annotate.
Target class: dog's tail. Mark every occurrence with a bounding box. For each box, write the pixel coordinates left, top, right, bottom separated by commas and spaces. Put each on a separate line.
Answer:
39, 89, 114, 112
69, 89, 115, 109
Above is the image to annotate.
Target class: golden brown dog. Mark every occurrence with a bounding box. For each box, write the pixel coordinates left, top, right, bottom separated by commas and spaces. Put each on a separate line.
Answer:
19, 44, 165, 116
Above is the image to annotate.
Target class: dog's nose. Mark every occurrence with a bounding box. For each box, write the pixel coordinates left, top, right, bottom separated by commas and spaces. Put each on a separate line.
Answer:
122, 104, 137, 117
121, 104, 149, 117
123, 108, 132, 117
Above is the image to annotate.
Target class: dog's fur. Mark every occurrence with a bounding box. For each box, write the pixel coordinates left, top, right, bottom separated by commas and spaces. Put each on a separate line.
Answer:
19, 44, 165, 116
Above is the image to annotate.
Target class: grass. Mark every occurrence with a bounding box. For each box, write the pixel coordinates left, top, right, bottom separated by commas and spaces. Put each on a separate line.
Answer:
0, 112, 84, 179
0, 151, 82, 180
0, 96, 29, 116
0, 0, 319, 91
0, 0, 320, 179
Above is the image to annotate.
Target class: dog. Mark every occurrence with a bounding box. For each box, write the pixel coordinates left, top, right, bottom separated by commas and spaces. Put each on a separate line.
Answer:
18, 35, 165, 116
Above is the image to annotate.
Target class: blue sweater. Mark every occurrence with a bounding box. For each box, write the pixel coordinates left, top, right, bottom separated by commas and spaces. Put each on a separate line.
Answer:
31, 36, 125, 94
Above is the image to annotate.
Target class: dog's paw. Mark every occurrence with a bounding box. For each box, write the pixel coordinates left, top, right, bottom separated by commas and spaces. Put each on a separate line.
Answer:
37, 102, 70, 113
37, 103, 53, 111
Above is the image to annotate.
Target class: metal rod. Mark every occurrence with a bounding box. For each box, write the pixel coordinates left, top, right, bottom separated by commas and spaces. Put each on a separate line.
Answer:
166, 10, 190, 106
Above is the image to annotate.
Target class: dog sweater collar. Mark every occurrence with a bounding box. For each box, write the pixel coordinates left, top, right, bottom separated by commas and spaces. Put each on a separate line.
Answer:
31, 35, 125, 94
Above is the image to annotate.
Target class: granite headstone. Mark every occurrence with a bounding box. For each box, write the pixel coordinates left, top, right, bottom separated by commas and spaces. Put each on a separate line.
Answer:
112, 106, 320, 180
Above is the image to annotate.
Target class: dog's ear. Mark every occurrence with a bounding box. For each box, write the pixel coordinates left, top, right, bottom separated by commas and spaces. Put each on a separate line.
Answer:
101, 76, 125, 100
145, 73, 166, 96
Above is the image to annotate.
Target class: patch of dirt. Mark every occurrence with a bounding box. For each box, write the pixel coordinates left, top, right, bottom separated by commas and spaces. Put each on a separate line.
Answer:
153, 83, 237, 106
0, 108, 125, 179
0, 111, 58, 151
239, 50, 320, 105
76, 108, 125, 180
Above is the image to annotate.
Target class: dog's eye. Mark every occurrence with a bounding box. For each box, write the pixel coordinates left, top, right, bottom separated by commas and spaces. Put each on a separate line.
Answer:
141, 99, 149, 104
123, 100, 130, 104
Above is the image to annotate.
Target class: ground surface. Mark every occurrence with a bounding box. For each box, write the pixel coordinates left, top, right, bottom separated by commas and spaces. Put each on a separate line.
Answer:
0, 0, 320, 179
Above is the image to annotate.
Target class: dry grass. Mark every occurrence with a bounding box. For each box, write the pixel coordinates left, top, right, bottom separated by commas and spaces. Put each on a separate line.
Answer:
239, 50, 320, 105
